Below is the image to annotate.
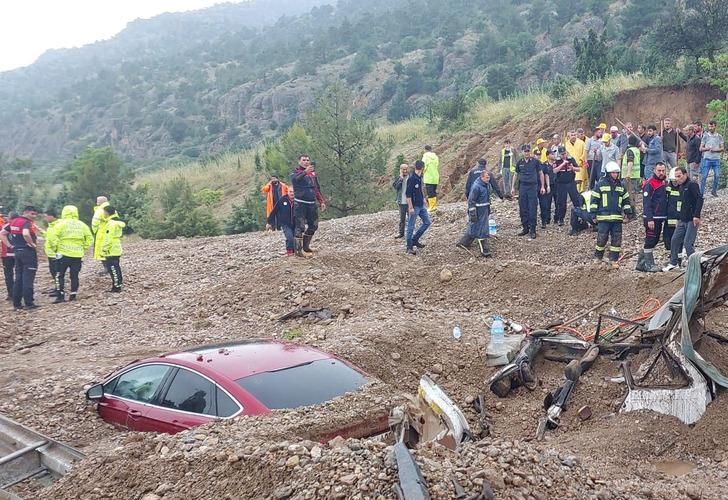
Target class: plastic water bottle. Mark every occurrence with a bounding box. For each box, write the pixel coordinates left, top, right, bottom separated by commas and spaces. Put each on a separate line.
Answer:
489, 218, 497, 236
453, 324, 462, 340
491, 315, 504, 347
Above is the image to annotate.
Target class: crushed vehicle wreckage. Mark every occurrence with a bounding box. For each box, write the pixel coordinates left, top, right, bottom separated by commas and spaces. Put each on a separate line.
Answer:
388, 245, 728, 498
486, 244, 728, 430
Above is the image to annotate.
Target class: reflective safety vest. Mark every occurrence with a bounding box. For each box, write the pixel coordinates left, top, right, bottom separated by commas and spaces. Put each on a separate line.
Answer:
591, 178, 631, 222
666, 183, 682, 226
621, 147, 641, 179
501, 148, 516, 173
581, 190, 594, 212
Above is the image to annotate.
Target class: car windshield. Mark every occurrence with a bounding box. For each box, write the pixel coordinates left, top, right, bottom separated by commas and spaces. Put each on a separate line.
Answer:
236, 359, 368, 409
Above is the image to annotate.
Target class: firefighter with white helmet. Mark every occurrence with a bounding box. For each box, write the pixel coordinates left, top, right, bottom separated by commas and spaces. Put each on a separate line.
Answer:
590, 161, 633, 268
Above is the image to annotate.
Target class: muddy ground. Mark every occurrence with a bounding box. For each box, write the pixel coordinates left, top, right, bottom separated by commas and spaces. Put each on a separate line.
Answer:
2, 193, 728, 499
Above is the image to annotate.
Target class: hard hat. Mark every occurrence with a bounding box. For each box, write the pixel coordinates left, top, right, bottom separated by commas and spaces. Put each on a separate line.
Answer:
598, 123, 607, 129
536, 138, 545, 145
602, 133, 612, 143
605, 161, 620, 173
668, 167, 677, 181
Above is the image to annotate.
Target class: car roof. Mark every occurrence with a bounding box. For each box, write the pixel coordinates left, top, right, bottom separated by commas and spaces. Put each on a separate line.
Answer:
158, 339, 332, 380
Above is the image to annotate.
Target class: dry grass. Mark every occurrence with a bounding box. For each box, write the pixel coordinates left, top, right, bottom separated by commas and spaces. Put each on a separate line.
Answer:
137, 73, 655, 215
138, 149, 259, 209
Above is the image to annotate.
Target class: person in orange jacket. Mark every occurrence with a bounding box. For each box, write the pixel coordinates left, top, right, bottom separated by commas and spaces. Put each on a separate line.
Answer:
261, 175, 289, 230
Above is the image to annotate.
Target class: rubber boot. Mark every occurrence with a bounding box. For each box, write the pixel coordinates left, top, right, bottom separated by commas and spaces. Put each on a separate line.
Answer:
530, 226, 537, 239
428, 197, 437, 213
635, 250, 647, 272
294, 237, 305, 257
302, 234, 315, 253
456, 234, 474, 250
477, 239, 492, 258
53, 292, 65, 304
642, 250, 662, 272
69, 292, 77, 302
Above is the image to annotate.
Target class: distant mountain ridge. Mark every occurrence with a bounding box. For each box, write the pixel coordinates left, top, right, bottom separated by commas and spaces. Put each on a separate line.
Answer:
0, 0, 658, 169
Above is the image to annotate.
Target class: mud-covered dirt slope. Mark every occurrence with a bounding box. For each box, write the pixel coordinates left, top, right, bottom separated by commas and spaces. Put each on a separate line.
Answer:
2, 193, 728, 499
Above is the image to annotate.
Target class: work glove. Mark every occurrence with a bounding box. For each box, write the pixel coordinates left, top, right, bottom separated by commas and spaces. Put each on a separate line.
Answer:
468, 208, 478, 223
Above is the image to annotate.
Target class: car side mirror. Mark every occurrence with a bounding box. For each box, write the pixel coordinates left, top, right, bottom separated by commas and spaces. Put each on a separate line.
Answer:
86, 384, 104, 400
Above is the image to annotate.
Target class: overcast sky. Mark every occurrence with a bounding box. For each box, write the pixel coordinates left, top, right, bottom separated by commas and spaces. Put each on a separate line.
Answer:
0, 1, 230, 72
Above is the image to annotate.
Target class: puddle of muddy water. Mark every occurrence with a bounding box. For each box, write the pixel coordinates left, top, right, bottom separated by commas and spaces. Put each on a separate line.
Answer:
653, 460, 697, 476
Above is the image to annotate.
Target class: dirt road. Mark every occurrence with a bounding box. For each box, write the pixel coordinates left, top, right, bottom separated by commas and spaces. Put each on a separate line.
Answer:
2, 195, 728, 498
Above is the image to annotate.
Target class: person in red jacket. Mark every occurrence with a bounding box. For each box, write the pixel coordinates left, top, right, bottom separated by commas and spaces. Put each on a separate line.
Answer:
0, 211, 15, 300
261, 175, 289, 230
636, 162, 667, 272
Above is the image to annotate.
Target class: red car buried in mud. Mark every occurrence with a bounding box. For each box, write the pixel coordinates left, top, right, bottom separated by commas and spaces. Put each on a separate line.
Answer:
86, 340, 387, 438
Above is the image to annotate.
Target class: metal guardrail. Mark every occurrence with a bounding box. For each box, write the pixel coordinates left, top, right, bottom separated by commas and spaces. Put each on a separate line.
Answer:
0, 413, 85, 498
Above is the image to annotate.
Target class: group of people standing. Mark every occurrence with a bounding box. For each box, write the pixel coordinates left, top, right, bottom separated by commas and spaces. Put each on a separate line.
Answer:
0, 196, 124, 310
390, 117, 719, 267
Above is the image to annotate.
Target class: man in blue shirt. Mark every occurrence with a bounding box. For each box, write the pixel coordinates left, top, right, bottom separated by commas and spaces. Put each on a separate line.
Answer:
405, 160, 432, 255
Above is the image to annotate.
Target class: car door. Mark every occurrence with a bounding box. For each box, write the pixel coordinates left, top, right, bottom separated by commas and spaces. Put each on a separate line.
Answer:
146, 367, 217, 433
99, 364, 171, 431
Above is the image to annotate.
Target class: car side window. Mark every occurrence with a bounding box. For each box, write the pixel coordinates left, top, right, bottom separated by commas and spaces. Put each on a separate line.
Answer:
159, 369, 215, 416
111, 365, 169, 403
216, 387, 240, 418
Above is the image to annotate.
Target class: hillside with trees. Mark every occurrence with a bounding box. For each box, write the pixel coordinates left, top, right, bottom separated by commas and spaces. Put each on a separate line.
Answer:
1, 0, 724, 169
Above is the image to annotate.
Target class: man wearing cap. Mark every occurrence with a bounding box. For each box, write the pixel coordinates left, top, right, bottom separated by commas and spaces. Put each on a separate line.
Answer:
553, 146, 581, 226
585, 127, 603, 190
515, 144, 545, 239
422, 145, 440, 213
644, 124, 663, 180
405, 160, 431, 255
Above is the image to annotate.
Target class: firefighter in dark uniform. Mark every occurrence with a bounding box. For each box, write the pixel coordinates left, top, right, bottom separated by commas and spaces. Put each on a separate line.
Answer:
457, 169, 496, 257
664, 168, 681, 251
515, 144, 545, 239
465, 159, 505, 201
636, 162, 667, 272
591, 161, 633, 269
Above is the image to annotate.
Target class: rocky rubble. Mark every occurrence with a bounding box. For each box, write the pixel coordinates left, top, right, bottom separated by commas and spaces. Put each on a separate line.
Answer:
3, 193, 728, 498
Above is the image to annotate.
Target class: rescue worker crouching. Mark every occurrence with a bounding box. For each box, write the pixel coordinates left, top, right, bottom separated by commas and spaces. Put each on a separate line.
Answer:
636, 162, 667, 273
100, 206, 125, 292
45, 205, 93, 302
592, 162, 633, 269
457, 169, 499, 257
568, 190, 596, 236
